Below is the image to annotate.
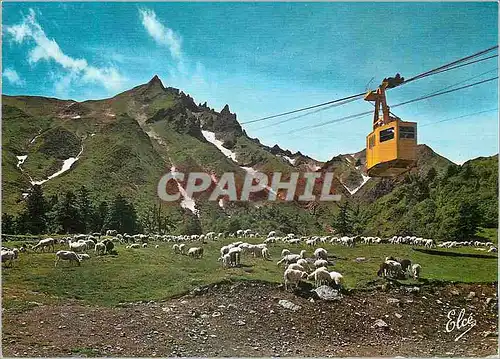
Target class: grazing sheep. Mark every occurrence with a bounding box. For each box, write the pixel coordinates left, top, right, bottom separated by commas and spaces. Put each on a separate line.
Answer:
296, 258, 310, 271
307, 267, 332, 287
377, 260, 403, 279
94, 242, 106, 255
329, 271, 344, 287
227, 247, 242, 266
411, 263, 422, 280
314, 248, 328, 260
188, 247, 204, 259
172, 243, 180, 253
84, 239, 96, 251
106, 230, 118, 236
142, 243, 148, 248
68, 239, 87, 253
283, 268, 308, 290
178, 243, 186, 254
55, 250, 81, 267
1, 249, 17, 267
155, 245, 159, 249
488, 247, 497, 253
220, 253, 232, 268
397, 258, 412, 275
287, 263, 306, 272
261, 247, 271, 260
277, 254, 301, 266
314, 259, 329, 268
32, 238, 56, 252
268, 231, 277, 237
281, 249, 291, 257
126, 243, 141, 249
78, 253, 91, 261
219, 249, 240, 268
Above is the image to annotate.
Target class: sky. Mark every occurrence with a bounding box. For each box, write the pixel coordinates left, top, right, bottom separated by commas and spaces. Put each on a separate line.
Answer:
2, 2, 498, 164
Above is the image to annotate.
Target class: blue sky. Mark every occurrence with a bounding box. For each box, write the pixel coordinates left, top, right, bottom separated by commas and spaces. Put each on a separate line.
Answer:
3, 2, 498, 164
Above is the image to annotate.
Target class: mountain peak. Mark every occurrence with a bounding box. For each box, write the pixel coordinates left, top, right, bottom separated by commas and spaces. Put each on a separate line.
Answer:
147, 75, 164, 89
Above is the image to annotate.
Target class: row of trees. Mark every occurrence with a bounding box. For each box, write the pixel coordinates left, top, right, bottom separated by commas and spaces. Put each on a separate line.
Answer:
2, 185, 173, 235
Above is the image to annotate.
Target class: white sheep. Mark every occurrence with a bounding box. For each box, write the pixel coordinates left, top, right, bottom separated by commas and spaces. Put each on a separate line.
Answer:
220, 253, 232, 268
287, 263, 305, 272
94, 242, 106, 255
411, 263, 422, 280
32, 238, 56, 252
218, 249, 239, 268
142, 243, 148, 248
78, 253, 91, 261
281, 249, 291, 257
261, 247, 271, 260
55, 250, 81, 267
84, 239, 96, 251
187, 247, 204, 259
314, 259, 329, 268
178, 243, 186, 254
308, 267, 332, 287
314, 247, 328, 260
329, 271, 344, 286
126, 243, 141, 249
228, 247, 242, 266
296, 258, 310, 271
68, 239, 87, 253
378, 260, 403, 278
155, 245, 159, 249
283, 268, 308, 290
1, 249, 17, 267
277, 254, 301, 266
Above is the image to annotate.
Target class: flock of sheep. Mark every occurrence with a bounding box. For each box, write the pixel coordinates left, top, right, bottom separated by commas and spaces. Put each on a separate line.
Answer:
2, 229, 496, 293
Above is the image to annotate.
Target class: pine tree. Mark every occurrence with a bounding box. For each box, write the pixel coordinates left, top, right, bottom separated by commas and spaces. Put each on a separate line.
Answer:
76, 186, 93, 233
93, 201, 109, 234
2, 213, 15, 234
22, 185, 48, 234
108, 195, 140, 234
332, 201, 353, 236
55, 191, 81, 233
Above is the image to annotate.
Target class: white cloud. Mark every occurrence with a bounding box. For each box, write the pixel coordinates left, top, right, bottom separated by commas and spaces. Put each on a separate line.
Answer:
139, 8, 182, 61
3, 68, 26, 86
5, 9, 126, 94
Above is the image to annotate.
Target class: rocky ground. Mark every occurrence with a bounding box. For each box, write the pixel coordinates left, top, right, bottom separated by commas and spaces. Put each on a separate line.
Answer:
2, 282, 498, 357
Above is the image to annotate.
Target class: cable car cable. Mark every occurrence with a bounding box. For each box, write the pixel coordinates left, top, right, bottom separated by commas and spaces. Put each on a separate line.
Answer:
251, 97, 360, 131
283, 76, 498, 135
419, 108, 498, 127
242, 45, 498, 125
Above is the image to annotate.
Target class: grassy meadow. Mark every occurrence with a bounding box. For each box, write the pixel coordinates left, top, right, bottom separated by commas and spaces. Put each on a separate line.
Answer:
2, 232, 497, 310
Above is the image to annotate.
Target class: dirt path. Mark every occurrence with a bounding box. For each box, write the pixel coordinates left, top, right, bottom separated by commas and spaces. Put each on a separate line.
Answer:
2, 282, 498, 357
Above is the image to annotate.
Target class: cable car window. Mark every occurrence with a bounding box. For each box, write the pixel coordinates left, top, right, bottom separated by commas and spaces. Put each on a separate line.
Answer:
368, 135, 375, 149
380, 127, 394, 142
399, 126, 415, 139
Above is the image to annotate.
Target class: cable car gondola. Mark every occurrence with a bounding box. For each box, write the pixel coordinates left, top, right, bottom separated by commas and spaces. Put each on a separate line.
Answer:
365, 75, 417, 177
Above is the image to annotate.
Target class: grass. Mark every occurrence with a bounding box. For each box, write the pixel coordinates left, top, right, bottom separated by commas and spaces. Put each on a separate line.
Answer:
2, 237, 497, 309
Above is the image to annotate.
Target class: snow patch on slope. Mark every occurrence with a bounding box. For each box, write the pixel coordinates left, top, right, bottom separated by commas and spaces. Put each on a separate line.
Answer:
341, 172, 371, 195
30, 146, 84, 186
16, 155, 28, 169
170, 165, 198, 216
201, 130, 238, 162
282, 155, 297, 165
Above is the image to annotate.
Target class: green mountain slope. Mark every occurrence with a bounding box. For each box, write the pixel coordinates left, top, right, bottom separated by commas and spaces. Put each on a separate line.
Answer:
2, 76, 497, 237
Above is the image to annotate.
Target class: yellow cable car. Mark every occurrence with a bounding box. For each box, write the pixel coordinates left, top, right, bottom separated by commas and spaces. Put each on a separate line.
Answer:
365, 76, 417, 177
